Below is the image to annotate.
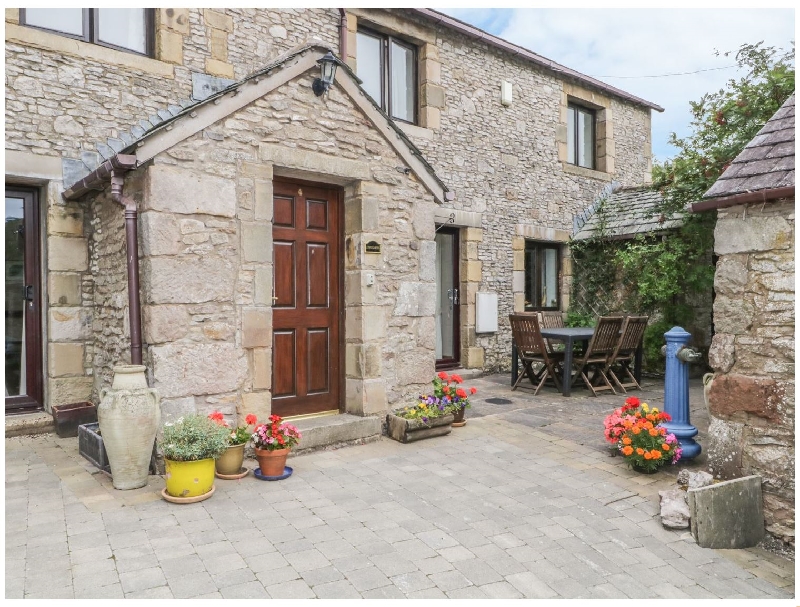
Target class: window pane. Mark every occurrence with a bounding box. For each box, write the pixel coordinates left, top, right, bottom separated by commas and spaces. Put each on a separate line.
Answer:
567, 106, 575, 165
390, 41, 414, 122
98, 9, 146, 54
539, 248, 558, 308
24, 8, 83, 36
578, 108, 594, 169
356, 32, 382, 106
5, 197, 26, 397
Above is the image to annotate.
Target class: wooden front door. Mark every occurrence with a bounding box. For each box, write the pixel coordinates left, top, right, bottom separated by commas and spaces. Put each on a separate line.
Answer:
5, 187, 43, 412
272, 180, 342, 417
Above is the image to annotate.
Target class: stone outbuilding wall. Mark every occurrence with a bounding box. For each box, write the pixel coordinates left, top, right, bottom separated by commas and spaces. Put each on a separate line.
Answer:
705, 197, 795, 546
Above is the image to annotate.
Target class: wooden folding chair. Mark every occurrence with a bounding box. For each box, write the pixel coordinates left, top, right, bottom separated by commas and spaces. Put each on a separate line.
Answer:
509, 314, 563, 395
539, 311, 565, 355
606, 315, 648, 392
572, 315, 624, 397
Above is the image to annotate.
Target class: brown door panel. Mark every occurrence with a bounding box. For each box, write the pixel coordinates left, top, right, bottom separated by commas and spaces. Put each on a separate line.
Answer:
272, 180, 341, 417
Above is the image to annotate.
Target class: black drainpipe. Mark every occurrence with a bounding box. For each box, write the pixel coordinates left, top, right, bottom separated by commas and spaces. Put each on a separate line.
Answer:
110, 170, 143, 366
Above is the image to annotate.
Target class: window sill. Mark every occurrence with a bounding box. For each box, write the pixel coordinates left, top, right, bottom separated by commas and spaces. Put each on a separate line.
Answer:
6, 23, 173, 78
561, 162, 612, 182
397, 121, 433, 140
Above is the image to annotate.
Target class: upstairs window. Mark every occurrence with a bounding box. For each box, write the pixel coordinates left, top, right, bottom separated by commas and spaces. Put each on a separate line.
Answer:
567, 103, 595, 169
356, 27, 417, 124
20, 8, 154, 56
524, 242, 560, 311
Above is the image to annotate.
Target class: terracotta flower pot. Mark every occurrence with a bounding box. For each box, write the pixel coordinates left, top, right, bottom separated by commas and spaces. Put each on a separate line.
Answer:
254, 447, 290, 476
216, 443, 245, 476
451, 407, 466, 427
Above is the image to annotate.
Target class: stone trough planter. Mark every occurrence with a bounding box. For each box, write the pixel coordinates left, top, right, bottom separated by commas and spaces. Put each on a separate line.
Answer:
386, 412, 454, 443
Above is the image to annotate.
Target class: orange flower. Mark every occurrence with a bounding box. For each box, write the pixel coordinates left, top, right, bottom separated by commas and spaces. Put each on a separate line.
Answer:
648, 428, 658, 437
661, 443, 670, 451
644, 421, 654, 430
632, 427, 641, 435
621, 446, 633, 456
621, 436, 632, 445
650, 450, 662, 459
623, 419, 633, 428
636, 448, 644, 455
644, 452, 652, 460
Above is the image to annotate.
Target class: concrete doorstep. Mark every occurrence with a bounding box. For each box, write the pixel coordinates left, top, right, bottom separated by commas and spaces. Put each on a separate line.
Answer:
5, 410, 54, 438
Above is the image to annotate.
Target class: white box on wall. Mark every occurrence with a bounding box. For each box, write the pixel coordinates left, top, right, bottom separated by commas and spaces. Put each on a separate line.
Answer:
476, 292, 498, 333
501, 81, 512, 106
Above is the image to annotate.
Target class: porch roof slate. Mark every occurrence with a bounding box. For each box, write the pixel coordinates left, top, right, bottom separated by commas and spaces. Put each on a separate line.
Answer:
573, 185, 682, 240
703, 93, 795, 199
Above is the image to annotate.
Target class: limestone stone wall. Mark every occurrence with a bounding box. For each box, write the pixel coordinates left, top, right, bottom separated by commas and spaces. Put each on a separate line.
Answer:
706, 198, 795, 546
87, 187, 131, 396
349, 9, 653, 370
46, 186, 94, 408
5, 8, 339, 159
136, 66, 435, 424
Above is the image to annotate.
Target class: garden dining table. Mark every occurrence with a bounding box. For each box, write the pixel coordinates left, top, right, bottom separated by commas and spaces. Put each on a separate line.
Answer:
511, 326, 643, 397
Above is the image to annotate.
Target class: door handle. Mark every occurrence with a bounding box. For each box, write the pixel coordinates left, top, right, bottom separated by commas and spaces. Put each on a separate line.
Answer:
23, 285, 33, 302
452, 288, 459, 305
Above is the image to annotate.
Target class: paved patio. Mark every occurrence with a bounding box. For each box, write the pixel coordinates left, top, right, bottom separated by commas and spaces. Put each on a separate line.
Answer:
5, 374, 795, 599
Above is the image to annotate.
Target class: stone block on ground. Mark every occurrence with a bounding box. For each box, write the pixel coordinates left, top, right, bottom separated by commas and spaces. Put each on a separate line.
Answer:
677, 470, 714, 489
659, 489, 690, 529
688, 475, 764, 549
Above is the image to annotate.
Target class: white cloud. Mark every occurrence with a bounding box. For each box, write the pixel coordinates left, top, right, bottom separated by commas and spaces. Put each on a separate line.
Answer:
439, 8, 795, 161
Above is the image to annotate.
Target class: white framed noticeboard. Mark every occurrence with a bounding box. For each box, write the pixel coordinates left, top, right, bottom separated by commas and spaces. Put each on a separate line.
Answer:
476, 292, 498, 333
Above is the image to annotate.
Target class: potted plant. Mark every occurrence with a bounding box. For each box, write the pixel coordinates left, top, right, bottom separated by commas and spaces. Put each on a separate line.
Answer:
208, 411, 258, 478
433, 371, 477, 427
604, 397, 682, 473
252, 415, 301, 479
160, 415, 230, 503
386, 394, 453, 443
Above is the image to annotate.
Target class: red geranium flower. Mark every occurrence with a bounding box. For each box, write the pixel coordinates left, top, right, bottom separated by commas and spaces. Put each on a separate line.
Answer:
437, 371, 449, 380
245, 414, 257, 425
451, 374, 463, 384
625, 396, 640, 407
469, 387, 477, 395
456, 388, 467, 398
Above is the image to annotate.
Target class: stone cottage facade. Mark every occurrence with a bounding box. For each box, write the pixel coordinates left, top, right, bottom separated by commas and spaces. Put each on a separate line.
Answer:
692, 93, 795, 546
5, 9, 659, 440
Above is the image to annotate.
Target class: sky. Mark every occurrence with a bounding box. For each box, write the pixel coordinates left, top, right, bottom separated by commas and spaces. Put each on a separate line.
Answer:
436, 6, 795, 162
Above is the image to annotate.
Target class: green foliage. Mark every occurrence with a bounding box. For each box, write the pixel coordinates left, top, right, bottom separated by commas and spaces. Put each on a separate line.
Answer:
565, 310, 595, 328
652, 41, 795, 216
161, 415, 231, 462
568, 41, 794, 373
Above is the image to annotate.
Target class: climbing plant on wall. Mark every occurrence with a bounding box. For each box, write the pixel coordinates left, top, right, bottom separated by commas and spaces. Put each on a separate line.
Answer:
569, 42, 795, 372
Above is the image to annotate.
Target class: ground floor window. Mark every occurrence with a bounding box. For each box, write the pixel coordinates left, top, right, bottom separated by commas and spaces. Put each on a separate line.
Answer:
524, 241, 560, 311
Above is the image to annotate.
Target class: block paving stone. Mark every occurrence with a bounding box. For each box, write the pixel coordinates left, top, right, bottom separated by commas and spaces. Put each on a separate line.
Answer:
5, 376, 794, 600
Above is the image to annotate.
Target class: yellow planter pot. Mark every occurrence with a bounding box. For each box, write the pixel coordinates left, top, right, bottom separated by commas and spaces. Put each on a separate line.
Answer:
164, 458, 215, 498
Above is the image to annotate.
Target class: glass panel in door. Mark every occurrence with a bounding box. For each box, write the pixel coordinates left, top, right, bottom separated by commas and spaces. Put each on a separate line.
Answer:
5, 197, 26, 397
435, 229, 459, 367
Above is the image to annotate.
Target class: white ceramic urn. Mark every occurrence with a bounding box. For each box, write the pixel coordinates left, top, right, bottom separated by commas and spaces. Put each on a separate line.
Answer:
97, 365, 160, 490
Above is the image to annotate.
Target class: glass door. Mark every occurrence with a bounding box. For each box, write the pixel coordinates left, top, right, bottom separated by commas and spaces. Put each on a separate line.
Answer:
5, 188, 43, 412
435, 227, 460, 369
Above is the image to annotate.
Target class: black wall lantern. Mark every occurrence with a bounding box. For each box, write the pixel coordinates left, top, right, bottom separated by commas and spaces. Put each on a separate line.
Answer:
312, 52, 339, 97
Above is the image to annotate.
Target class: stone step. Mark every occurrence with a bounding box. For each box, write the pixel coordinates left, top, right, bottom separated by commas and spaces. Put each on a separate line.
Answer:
6, 411, 55, 438
441, 368, 484, 380
290, 413, 382, 454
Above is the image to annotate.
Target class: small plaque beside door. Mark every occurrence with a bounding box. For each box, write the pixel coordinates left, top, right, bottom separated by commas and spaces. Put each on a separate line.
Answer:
365, 241, 381, 254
